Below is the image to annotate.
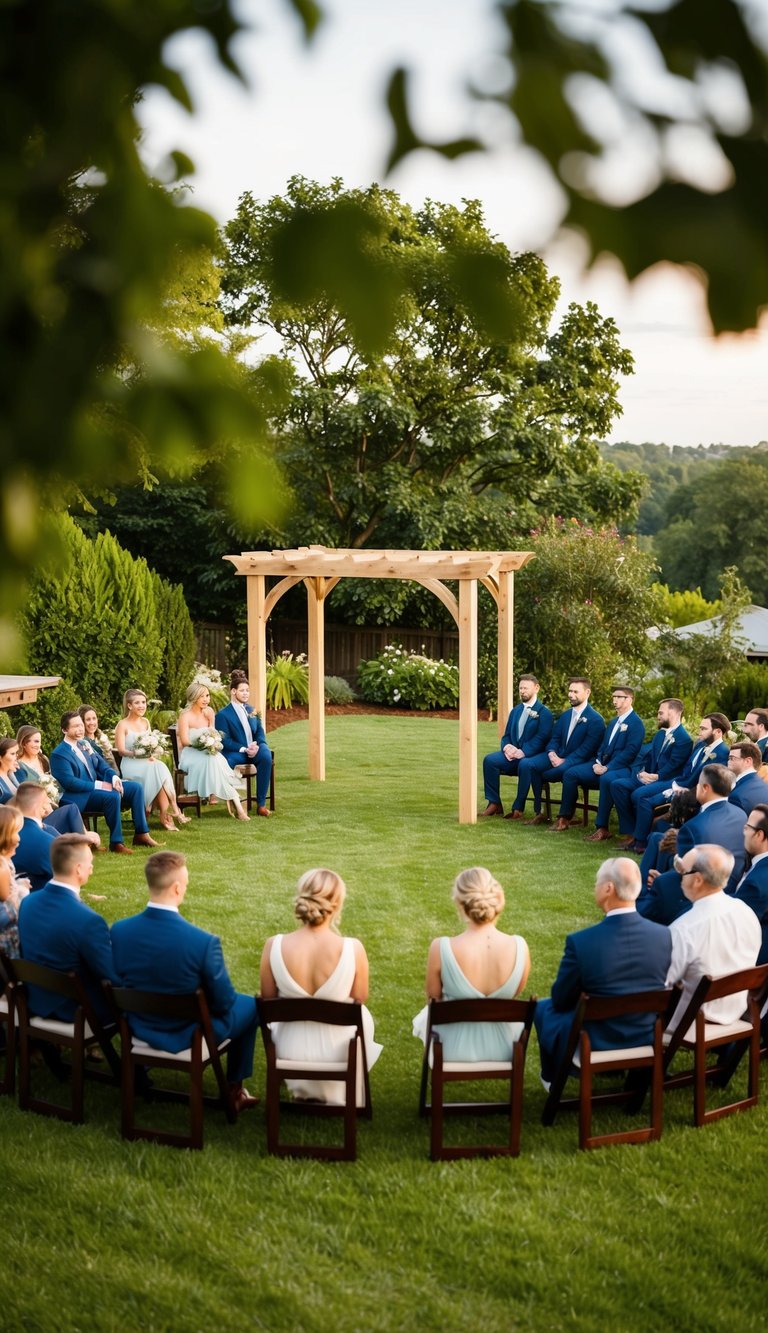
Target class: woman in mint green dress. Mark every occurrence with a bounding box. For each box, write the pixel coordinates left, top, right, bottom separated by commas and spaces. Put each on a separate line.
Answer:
413, 866, 530, 1062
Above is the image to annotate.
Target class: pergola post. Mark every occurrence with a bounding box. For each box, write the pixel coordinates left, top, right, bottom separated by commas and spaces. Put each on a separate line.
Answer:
458, 578, 478, 824
306, 577, 326, 781
247, 574, 268, 718
496, 568, 514, 738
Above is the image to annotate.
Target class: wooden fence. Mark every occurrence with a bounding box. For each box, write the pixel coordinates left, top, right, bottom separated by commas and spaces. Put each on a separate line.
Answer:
195, 620, 459, 682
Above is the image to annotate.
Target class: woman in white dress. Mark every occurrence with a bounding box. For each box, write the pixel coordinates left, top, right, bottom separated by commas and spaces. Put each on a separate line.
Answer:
413, 866, 531, 1063
176, 682, 248, 820
259, 868, 382, 1105
115, 688, 190, 833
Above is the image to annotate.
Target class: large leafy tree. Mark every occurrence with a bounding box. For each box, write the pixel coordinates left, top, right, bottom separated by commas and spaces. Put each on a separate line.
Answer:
221, 179, 640, 566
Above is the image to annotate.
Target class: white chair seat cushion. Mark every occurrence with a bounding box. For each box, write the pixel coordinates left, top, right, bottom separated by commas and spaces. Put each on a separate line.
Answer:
30, 1015, 93, 1040
664, 1018, 753, 1047
0, 995, 9, 1015
275, 1058, 349, 1073
131, 1036, 230, 1063
573, 1044, 655, 1067
441, 1060, 513, 1074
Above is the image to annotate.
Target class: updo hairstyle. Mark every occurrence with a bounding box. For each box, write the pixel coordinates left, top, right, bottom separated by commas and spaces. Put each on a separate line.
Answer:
294, 868, 346, 928
452, 866, 505, 925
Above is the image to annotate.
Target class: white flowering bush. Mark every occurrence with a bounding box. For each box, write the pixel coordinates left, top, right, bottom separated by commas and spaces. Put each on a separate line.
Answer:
357, 645, 459, 711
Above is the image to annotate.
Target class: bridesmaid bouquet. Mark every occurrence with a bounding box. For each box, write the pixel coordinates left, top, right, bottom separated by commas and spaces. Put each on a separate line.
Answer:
40, 772, 62, 807
133, 730, 170, 760
191, 727, 224, 755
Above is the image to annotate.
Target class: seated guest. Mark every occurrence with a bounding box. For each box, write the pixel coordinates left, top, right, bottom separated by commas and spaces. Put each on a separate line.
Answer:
11, 782, 58, 890
0, 737, 26, 805
733, 804, 768, 964
638, 786, 700, 887
480, 674, 553, 818
619, 712, 730, 852
49, 711, 160, 855
259, 868, 382, 1106
78, 705, 119, 773
665, 843, 761, 1036
743, 707, 768, 762
177, 682, 249, 821
551, 684, 645, 834
215, 670, 273, 819
111, 851, 259, 1115
17, 833, 118, 1022
0, 805, 30, 958
509, 678, 605, 824
638, 764, 747, 924
15, 727, 96, 838
412, 866, 531, 1060
727, 742, 768, 813
534, 858, 672, 1087
115, 688, 190, 832
610, 698, 693, 851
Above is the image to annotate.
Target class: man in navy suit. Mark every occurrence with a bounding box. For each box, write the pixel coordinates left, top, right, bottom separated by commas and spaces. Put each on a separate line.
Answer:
732, 803, 768, 964
18, 833, 119, 1024
553, 685, 645, 833
480, 673, 554, 817
510, 678, 605, 823
49, 711, 160, 854
610, 698, 693, 851
618, 711, 730, 852
743, 708, 768, 761
637, 765, 747, 924
727, 742, 768, 813
215, 670, 273, 818
111, 851, 259, 1114
12, 783, 58, 890
534, 857, 672, 1085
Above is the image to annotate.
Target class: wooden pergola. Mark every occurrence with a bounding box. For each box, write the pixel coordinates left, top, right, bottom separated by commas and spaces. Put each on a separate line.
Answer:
224, 547, 534, 823
0, 674, 61, 709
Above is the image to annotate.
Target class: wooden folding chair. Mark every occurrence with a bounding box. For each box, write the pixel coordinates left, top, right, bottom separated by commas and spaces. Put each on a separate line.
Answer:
259, 997, 372, 1161
539, 780, 600, 827
541, 988, 673, 1150
418, 997, 536, 1160
6, 958, 119, 1122
104, 983, 237, 1150
167, 726, 202, 819
662, 963, 768, 1126
0, 954, 16, 1096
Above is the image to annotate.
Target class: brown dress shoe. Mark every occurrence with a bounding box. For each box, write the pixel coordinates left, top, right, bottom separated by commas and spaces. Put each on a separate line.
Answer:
504, 809, 525, 820
230, 1086, 261, 1114
132, 833, 164, 848
524, 813, 549, 825
256, 805, 271, 818
615, 836, 637, 851
109, 842, 134, 855
479, 803, 504, 817
584, 827, 612, 842
549, 817, 571, 832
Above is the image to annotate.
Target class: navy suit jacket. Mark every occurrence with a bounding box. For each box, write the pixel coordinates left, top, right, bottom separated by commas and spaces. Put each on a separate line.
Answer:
729, 771, 768, 814
547, 705, 606, 769
111, 906, 243, 1051
18, 881, 118, 1020
500, 702, 554, 756
732, 857, 768, 964
636, 725, 693, 782
675, 739, 730, 789
13, 817, 58, 891
597, 711, 646, 770
637, 799, 748, 923
49, 740, 116, 808
539, 911, 672, 1056
215, 703, 268, 767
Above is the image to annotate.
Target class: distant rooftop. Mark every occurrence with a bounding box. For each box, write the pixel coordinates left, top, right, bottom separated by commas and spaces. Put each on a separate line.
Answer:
673, 605, 768, 658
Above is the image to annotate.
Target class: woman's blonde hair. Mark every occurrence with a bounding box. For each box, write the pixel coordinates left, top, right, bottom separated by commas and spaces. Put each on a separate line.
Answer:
452, 866, 505, 925
0, 805, 23, 856
185, 681, 209, 708
123, 688, 147, 715
294, 868, 346, 928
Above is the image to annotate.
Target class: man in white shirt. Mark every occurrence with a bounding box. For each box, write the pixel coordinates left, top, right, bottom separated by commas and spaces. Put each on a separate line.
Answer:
665, 843, 761, 1036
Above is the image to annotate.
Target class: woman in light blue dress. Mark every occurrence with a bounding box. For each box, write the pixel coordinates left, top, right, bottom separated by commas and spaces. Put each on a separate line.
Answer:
413, 866, 531, 1062
176, 682, 248, 820
115, 689, 190, 832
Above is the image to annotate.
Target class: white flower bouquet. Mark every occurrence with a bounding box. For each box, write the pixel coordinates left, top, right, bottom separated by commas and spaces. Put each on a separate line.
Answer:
40, 772, 62, 807
132, 730, 170, 760
191, 727, 223, 755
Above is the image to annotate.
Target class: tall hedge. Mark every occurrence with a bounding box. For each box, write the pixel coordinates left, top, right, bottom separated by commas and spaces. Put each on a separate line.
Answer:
16, 514, 194, 735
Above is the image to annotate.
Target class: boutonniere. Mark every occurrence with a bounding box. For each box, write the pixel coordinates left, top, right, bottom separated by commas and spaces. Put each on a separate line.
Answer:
667, 735, 675, 745
619, 723, 628, 732
529, 709, 539, 719
578, 717, 587, 725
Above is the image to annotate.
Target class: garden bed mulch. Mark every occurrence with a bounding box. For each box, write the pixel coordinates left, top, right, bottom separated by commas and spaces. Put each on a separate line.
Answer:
265, 703, 492, 731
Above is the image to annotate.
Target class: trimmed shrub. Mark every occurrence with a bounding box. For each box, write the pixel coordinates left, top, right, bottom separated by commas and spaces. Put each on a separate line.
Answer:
155, 574, 197, 709
357, 645, 459, 710
324, 675, 356, 705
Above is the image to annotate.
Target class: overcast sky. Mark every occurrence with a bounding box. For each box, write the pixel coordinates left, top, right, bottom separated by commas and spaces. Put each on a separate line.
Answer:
137, 0, 768, 449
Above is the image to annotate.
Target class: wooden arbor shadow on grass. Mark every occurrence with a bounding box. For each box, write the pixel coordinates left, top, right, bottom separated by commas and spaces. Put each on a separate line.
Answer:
225, 546, 533, 824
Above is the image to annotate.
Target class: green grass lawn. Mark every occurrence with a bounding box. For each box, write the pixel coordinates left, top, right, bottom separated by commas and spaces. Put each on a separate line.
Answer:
3, 716, 766, 1332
